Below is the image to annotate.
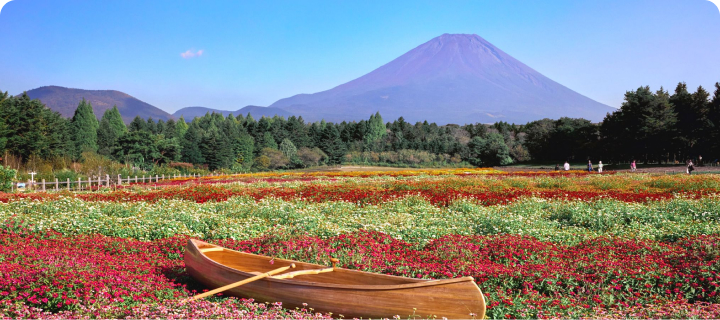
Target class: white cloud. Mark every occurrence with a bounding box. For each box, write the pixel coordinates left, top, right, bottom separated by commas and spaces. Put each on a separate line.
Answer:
180, 49, 204, 59
709, 0, 720, 14
0, 0, 13, 15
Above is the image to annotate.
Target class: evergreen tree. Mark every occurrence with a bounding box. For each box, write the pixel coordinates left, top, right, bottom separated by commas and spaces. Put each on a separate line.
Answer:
146, 117, 157, 134
112, 131, 159, 169
643, 88, 677, 162
690, 86, 711, 156
70, 99, 99, 159
256, 132, 278, 151
97, 106, 126, 157
175, 116, 189, 138
181, 125, 204, 164
363, 112, 386, 151
320, 125, 346, 165
0, 93, 71, 160
129, 116, 147, 132
285, 116, 310, 148
308, 122, 323, 148
156, 119, 166, 135
164, 119, 177, 139
236, 133, 255, 169
201, 125, 233, 170
709, 83, 720, 157
671, 82, 693, 158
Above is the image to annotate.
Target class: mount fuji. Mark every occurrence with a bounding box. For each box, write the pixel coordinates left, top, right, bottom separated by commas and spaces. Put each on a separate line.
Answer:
269, 34, 613, 124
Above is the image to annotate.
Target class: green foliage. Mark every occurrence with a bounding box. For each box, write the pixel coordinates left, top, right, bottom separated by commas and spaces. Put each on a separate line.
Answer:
363, 112, 386, 151
180, 125, 204, 164
0, 165, 16, 192
69, 99, 99, 159
257, 132, 278, 150
320, 125, 346, 165
97, 106, 126, 157
111, 131, 178, 169
467, 133, 513, 166
128, 116, 147, 132
0, 93, 71, 161
279, 138, 298, 160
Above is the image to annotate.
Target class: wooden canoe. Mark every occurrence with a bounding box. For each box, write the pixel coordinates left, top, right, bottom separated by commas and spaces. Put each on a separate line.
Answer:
185, 239, 486, 319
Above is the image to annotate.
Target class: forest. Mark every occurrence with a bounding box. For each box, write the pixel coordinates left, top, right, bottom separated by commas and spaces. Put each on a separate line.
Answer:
0, 81, 719, 179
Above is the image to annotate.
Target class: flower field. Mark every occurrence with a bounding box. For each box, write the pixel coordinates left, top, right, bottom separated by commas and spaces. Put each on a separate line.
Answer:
1, 170, 720, 319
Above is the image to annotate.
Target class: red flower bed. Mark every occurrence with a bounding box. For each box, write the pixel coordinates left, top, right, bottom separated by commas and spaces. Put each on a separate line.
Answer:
1, 221, 718, 318
0, 183, 707, 206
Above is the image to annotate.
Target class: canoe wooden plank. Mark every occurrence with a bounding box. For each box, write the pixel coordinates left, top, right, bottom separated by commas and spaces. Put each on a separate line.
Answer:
185, 239, 485, 319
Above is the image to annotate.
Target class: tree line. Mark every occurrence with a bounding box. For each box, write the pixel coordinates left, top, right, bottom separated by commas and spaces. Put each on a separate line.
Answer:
1, 81, 719, 173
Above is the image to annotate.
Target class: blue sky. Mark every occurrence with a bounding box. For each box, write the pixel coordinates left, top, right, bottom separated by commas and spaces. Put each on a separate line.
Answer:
0, 0, 719, 113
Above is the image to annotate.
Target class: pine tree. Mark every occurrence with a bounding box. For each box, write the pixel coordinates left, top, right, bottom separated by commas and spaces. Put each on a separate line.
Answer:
164, 119, 177, 139
181, 125, 204, 164
709, 83, 720, 157
156, 119, 166, 135
175, 116, 189, 138
671, 82, 693, 158
70, 98, 99, 159
256, 132, 278, 151
644, 88, 677, 162
236, 133, 255, 169
146, 117, 157, 134
363, 112, 386, 151
97, 106, 126, 156
320, 125, 346, 165
129, 116, 147, 132
201, 125, 233, 170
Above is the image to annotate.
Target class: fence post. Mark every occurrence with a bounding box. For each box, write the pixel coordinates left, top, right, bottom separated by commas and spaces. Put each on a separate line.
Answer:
155, 175, 159, 183
78, 178, 82, 191
142, 175, 145, 183
106, 175, 110, 188
162, 174, 165, 181
118, 174, 122, 186
67, 178, 70, 191
134, 176, 138, 183
42, 179, 45, 192
55, 178, 59, 191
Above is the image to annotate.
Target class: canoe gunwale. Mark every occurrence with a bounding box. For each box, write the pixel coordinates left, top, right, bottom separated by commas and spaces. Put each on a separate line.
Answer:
188, 239, 476, 291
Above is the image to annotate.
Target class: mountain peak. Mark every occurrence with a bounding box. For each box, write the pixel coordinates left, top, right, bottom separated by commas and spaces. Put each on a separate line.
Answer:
24, 86, 173, 123
269, 34, 612, 124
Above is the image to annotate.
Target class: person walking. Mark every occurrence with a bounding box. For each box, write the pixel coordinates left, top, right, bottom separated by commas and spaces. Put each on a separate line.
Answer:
631, 160, 636, 172
564, 161, 570, 171
688, 160, 695, 175
555, 164, 560, 171
598, 161, 603, 173
587, 160, 593, 172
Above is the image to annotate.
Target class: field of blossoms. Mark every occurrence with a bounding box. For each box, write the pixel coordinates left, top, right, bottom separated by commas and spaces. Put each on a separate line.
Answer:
1, 168, 720, 319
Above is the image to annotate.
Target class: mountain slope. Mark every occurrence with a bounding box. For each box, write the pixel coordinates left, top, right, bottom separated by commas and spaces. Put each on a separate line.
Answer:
24, 86, 173, 123
173, 105, 294, 119
270, 34, 613, 124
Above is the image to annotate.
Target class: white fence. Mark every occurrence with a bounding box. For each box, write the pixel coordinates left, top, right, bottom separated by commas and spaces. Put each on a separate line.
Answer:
12, 173, 213, 192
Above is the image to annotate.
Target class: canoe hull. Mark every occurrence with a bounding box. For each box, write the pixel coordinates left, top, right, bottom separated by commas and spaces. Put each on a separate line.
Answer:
185, 240, 485, 319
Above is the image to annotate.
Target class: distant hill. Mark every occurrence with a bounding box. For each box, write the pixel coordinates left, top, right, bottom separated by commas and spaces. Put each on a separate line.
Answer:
270, 33, 614, 124
173, 105, 294, 120
24, 86, 173, 123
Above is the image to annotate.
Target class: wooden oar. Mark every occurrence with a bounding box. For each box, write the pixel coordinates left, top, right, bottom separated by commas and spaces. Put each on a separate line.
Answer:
182, 263, 296, 303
